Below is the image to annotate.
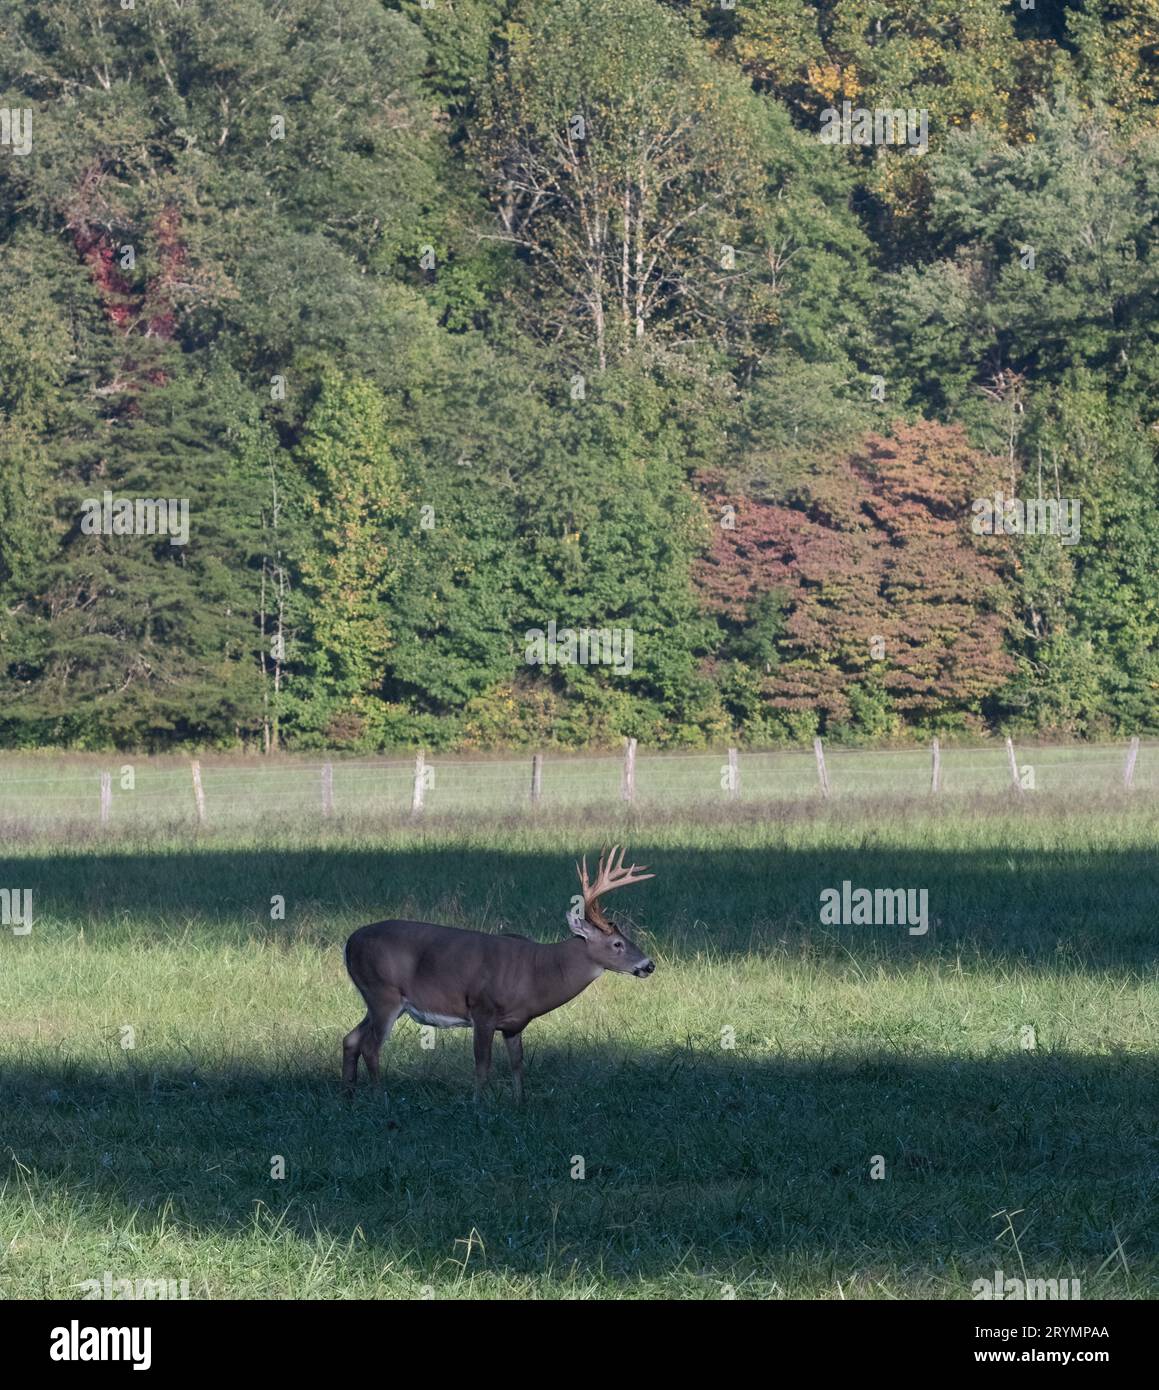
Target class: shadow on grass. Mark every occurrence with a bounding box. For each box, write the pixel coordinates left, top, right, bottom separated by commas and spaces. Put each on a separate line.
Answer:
3, 1045, 1155, 1296
4, 831, 1159, 972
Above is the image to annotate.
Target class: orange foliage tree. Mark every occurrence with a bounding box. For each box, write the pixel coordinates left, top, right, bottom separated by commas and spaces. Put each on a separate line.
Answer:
697, 421, 1015, 736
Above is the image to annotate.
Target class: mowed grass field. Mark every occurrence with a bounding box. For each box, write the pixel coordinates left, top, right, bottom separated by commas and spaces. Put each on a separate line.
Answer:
1, 769, 1157, 1299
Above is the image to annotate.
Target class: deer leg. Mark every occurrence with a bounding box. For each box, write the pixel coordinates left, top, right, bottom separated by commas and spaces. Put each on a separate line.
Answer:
342, 1014, 369, 1099
472, 1019, 495, 1099
503, 1031, 524, 1104
361, 992, 404, 1096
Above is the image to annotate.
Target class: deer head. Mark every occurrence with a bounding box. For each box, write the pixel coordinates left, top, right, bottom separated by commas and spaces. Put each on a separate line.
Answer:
569, 845, 656, 976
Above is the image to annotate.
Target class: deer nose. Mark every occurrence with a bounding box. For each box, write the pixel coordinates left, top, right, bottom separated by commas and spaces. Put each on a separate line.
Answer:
635, 960, 655, 977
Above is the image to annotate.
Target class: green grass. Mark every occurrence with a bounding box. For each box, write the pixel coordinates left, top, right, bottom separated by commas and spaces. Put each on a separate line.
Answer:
1, 792, 1156, 1299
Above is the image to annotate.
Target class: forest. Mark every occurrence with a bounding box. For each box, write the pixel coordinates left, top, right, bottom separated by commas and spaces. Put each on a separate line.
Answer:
1, 0, 1157, 751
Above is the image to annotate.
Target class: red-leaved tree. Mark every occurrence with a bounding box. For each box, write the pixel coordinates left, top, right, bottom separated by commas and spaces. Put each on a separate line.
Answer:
697, 421, 1014, 731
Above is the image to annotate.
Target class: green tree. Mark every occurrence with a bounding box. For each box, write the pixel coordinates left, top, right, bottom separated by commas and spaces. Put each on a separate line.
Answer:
483, 0, 803, 367
291, 373, 401, 745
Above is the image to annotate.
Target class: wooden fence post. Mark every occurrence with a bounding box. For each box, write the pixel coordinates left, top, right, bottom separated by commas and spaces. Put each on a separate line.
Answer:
1005, 736, 1023, 794
813, 737, 830, 799
621, 737, 637, 803
727, 747, 739, 800
531, 752, 543, 806
412, 751, 426, 815
931, 738, 942, 795
1124, 736, 1140, 791
321, 761, 334, 817
191, 759, 207, 823
100, 771, 111, 825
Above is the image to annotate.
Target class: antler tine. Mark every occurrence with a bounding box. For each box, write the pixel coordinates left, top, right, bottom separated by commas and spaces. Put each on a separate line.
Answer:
602, 843, 654, 890
589, 845, 617, 901
572, 839, 655, 928
575, 844, 655, 932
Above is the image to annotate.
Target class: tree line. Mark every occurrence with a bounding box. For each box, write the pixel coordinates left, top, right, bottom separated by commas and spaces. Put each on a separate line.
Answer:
1, 0, 1157, 751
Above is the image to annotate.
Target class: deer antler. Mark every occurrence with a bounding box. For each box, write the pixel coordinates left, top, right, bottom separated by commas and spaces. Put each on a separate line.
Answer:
576, 845, 654, 933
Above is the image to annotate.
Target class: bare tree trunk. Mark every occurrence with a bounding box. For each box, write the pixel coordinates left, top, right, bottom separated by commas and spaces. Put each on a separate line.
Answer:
267, 460, 285, 754
593, 287, 607, 371
621, 182, 631, 340
633, 171, 646, 341
273, 560, 285, 753
259, 559, 271, 755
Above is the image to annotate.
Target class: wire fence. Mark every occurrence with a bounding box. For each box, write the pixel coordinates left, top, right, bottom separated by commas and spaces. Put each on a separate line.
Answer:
0, 737, 1153, 829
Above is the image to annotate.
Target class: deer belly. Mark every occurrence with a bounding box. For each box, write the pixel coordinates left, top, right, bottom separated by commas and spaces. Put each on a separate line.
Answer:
402, 1000, 470, 1029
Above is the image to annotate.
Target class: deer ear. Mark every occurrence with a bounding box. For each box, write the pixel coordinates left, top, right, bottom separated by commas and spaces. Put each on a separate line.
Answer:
567, 909, 596, 939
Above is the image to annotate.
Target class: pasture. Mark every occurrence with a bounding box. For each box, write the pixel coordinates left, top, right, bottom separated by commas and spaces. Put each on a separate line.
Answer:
1, 753, 1156, 1299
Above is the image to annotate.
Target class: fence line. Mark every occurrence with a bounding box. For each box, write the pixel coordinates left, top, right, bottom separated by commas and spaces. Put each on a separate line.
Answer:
0, 737, 1156, 828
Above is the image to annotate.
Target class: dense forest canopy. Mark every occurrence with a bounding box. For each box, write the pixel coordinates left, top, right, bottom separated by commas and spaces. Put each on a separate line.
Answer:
1, 0, 1157, 751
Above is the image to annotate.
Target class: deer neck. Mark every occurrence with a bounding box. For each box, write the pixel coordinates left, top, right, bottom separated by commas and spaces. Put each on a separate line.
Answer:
535, 937, 604, 1014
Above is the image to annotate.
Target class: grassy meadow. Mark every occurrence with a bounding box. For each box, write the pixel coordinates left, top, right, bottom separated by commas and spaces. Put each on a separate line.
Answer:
1, 754, 1157, 1299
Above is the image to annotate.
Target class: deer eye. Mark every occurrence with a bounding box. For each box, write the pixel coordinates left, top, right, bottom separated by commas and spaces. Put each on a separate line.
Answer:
613, 940, 625, 951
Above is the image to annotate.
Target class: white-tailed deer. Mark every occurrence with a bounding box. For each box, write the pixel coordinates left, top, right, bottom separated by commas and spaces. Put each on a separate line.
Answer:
342, 846, 655, 1102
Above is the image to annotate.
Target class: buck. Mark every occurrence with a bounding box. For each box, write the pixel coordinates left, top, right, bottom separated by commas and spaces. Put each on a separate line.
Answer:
342, 846, 655, 1101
